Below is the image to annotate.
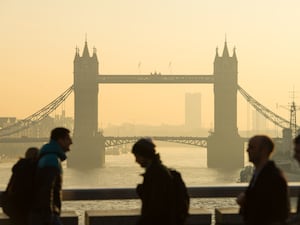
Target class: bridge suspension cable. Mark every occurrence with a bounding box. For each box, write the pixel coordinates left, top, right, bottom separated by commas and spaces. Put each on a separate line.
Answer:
2, 83, 296, 138
238, 85, 299, 131
0, 85, 74, 137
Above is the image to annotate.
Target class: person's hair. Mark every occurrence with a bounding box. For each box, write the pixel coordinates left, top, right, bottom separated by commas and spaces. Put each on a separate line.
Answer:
25, 147, 39, 159
294, 134, 300, 145
257, 135, 274, 153
50, 127, 70, 141
132, 138, 156, 159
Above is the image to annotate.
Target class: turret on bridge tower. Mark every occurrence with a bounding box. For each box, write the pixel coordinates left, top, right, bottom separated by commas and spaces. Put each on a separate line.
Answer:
207, 41, 244, 169
68, 41, 105, 168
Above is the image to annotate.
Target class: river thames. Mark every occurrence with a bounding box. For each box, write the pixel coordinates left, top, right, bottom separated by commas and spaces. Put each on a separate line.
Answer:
0, 143, 298, 224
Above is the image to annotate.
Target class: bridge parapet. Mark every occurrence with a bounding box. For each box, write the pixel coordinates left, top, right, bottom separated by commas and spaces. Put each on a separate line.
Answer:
28, 184, 298, 201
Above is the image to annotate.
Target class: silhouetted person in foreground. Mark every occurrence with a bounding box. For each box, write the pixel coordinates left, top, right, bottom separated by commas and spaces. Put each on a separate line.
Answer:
132, 138, 176, 225
29, 127, 72, 225
2, 147, 39, 225
236, 135, 290, 225
286, 134, 300, 224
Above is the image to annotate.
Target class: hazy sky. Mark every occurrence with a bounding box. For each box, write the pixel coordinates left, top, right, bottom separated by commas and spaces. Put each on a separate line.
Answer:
1, 0, 300, 130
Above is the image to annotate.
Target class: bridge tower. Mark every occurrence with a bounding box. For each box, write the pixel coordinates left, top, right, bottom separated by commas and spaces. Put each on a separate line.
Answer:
68, 41, 105, 168
207, 41, 244, 169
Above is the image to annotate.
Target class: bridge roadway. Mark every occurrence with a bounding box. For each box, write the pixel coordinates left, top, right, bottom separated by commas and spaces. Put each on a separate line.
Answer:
97, 74, 214, 83
1, 136, 280, 149
104, 136, 209, 148
0, 136, 210, 148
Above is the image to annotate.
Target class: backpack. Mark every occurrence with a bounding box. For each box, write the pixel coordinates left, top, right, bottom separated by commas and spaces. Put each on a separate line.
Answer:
169, 169, 190, 225
1, 158, 37, 217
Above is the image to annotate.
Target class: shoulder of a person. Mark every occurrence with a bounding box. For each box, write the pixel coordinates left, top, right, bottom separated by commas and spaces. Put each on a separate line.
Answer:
261, 162, 287, 184
259, 161, 278, 174
147, 163, 169, 177
38, 153, 60, 169
12, 158, 31, 172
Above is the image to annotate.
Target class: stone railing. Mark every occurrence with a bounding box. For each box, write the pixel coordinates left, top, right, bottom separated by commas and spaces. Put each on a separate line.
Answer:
1, 184, 299, 225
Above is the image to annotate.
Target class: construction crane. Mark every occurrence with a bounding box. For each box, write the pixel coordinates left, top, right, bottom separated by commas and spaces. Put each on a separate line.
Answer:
278, 87, 300, 138
280, 100, 300, 138
290, 101, 299, 137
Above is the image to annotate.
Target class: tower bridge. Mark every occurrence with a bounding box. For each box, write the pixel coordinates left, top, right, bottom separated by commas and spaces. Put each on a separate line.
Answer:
0, 40, 297, 169
71, 40, 242, 169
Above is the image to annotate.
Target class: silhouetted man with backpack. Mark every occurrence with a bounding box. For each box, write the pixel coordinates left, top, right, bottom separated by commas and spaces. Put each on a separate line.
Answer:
132, 138, 189, 225
29, 127, 72, 225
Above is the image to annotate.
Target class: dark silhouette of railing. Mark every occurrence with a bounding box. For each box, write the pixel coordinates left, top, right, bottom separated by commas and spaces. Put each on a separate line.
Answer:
2, 184, 300, 203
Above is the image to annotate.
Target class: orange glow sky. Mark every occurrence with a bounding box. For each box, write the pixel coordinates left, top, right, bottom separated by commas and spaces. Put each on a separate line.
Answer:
1, 0, 300, 130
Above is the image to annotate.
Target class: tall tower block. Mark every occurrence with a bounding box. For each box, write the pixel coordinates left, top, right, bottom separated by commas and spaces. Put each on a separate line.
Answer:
207, 41, 244, 169
68, 41, 105, 168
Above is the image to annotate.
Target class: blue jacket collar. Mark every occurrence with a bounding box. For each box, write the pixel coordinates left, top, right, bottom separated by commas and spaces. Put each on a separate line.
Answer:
39, 139, 67, 161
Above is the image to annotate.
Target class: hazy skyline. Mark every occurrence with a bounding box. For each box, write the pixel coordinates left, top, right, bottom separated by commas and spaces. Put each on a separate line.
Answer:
1, 0, 300, 131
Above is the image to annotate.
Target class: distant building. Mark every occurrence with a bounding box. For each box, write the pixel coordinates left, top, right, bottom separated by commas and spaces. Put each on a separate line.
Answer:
185, 93, 201, 129
24, 110, 74, 137
0, 117, 17, 129
3, 111, 74, 138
